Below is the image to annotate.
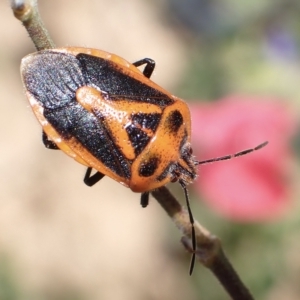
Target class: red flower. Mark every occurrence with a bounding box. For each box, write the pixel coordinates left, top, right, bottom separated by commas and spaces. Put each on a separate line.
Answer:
189, 95, 296, 222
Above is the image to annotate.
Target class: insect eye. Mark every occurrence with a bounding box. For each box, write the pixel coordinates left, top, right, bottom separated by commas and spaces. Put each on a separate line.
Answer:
172, 169, 181, 181
171, 176, 178, 183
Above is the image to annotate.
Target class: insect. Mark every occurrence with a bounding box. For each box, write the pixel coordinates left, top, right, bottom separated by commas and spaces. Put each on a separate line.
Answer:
21, 47, 267, 273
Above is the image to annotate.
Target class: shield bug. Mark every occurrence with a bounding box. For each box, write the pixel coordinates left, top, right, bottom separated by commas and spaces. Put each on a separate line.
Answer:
21, 47, 267, 273
21, 47, 200, 197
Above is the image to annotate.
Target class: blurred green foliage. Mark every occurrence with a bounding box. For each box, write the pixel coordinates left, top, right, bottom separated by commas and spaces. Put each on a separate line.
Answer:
169, 0, 300, 102
166, 0, 300, 299
0, 257, 21, 300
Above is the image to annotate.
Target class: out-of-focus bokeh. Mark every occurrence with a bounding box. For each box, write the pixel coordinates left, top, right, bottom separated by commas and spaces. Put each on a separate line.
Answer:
1, 0, 299, 299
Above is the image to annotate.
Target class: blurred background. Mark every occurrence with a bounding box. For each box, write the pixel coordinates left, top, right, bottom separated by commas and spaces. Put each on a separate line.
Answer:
1, 0, 300, 299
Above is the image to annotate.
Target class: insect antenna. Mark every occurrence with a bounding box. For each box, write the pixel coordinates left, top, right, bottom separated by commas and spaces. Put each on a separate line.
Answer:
180, 141, 268, 274
195, 141, 268, 166
179, 180, 196, 275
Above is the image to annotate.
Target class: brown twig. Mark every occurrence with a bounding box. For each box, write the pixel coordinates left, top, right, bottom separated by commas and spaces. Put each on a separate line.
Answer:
11, 0, 54, 50
152, 187, 254, 300
11, 1, 255, 299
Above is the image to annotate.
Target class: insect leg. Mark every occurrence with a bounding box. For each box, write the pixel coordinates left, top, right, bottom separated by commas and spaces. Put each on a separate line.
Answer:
133, 58, 155, 78
140, 192, 150, 207
84, 167, 105, 187
42, 131, 59, 149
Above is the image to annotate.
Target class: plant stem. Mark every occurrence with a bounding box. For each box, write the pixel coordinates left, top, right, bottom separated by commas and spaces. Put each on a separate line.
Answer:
152, 187, 254, 300
11, 0, 55, 50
